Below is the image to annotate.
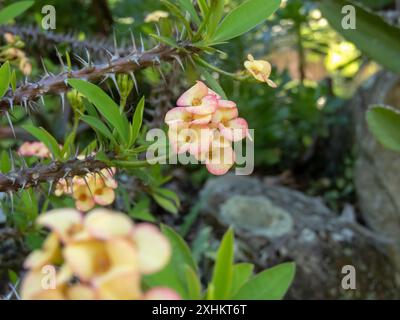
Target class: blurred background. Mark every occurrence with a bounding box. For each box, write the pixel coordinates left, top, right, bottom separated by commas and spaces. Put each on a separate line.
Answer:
1, 0, 400, 299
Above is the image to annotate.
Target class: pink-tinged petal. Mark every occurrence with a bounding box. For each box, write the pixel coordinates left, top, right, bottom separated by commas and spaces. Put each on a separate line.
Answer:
168, 123, 191, 154
165, 107, 191, 125
37, 209, 83, 242
100, 168, 118, 189
94, 266, 141, 300
187, 125, 213, 157
186, 95, 217, 115
177, 81, 208, 107
190, 113, 212, 125
205, 146, 235, 176
84, 209, 134, 240
218, 100, 236, 108
63, 240, 107, 281
75, 197, 96, 212
210, 130, 232, 149
93, 187, 116, 206
211, 107, 238, 123
208, 89, 221, 99
144, 287, 181, 300
219, 117, 249, 142
132, 223, 171, 274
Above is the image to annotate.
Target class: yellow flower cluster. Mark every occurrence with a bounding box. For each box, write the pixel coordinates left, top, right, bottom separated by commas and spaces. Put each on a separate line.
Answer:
55, 168, 118, 212
0, 33, 32, 75
21, 208, 180, 300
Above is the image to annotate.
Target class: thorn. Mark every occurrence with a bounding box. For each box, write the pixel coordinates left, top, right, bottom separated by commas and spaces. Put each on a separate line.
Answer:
5, 112, 15, 138
41, 58, 49, 76
129, 71, 139, 94
113, 29, 119, 57
140, 34, 145, 52
129, 28, 137, 52
173, 55, 185, 71
60, 92, 65, 112
7, 191, 14, 214
108, 73, 120, 96
9, 149, 15, 171
85, 48, 92, 67
54, 46, 65, 70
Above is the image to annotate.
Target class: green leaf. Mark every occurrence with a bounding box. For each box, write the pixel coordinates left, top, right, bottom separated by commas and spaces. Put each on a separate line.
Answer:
366, 105, 400, 152
68, 79, 129, 145
206, 0, 225, 39
200, 68, 227, 99
152, 193, 179, 215
128, 197, 156, 222
149, 34, 178, 48
209, 228, 234, 299
0, 151, 11, 173
0, 61, 10, 98
177, 0, 201, 26
230, 263, 254, 297
80, 115, 117, 145
0, 1, 34, 25
184, 265, 202, 300
144, 225, 197, 298
22, 125, 62, 160
233, 262, 295, 300
211, 0, 281, 43
129, 96, 145, 146
319, 0, 400, 73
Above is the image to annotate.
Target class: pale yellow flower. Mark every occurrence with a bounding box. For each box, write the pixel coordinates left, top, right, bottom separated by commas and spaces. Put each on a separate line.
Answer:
244, 54, 277, 87
145, 10, 169, 23
21, 208, 177, 300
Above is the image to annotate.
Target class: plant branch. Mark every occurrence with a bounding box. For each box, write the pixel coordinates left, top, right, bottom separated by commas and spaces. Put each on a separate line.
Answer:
0, 157, 108, 193
0, 42, 196, 113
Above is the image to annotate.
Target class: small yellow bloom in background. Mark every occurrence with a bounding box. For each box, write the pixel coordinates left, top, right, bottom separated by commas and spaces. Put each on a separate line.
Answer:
55, 168, 118, 212
20, 208, 178, 300
244, 54, 277, 88
144, 10, 169, 23
18, 142, 51, 158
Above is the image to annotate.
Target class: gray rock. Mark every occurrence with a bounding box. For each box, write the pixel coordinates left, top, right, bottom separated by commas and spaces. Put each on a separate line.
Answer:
353, 72, 400, 243
199, 175, 400, 299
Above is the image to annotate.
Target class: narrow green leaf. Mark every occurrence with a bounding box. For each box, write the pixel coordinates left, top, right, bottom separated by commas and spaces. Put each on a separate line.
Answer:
366, 105, 400, 152
233, 262, 295, 300
230, 263, 254, 297
200, 68, 228, 99
210, 228, 234, 299
22, 125, 62, 160
319, 0, 400, 73
0, 1, 34, 25
149, 34, 178, 48
211, 0, 281, 43
0, 61, 10, 98
198, 0, 209, 18
153, 187, 180, 208
80, 115, 117, 145
206, 0, 225, 39
68, 79, 129, 145
144, 225, 197, 298
184, 265, 202, 300
10, 69, 17, 92
0, 151, 11, 173
129, 96, 145, 146
152, 193, 178, 215
177, 0, 201, 26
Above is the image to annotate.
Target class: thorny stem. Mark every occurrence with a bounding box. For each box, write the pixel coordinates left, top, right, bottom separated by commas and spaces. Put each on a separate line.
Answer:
0, 42, 197, 113
0, 158, 108, 193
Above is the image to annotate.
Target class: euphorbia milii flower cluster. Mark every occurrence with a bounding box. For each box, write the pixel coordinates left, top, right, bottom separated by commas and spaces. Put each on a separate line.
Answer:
165, 81, 249, 175
55, 168, 118, 212
20, 208, 180, 300
18, 142, 51, 158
